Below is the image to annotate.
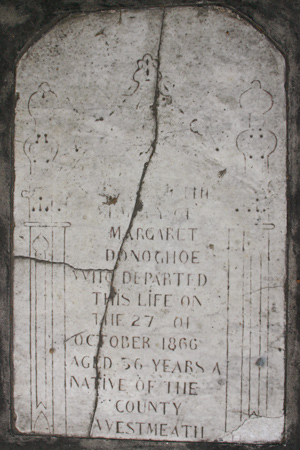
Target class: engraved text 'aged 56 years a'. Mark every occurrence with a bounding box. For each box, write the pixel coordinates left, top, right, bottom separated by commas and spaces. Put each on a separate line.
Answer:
13, 6, 286, 444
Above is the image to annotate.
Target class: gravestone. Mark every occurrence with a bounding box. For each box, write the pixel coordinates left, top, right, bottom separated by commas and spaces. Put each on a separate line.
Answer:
13, 6, 286, 444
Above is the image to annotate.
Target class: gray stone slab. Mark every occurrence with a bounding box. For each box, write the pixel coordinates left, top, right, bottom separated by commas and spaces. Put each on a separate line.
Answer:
13, 6, 286, 443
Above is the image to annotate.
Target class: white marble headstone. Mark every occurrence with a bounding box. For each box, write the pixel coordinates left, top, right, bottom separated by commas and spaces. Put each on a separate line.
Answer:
13, 6, 286, 443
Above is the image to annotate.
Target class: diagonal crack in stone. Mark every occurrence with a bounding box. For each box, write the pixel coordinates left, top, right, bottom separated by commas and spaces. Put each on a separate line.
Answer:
88, 8, 166, 436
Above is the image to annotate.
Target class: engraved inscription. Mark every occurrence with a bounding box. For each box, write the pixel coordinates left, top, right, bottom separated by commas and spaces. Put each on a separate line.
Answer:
13, 6, 286, 443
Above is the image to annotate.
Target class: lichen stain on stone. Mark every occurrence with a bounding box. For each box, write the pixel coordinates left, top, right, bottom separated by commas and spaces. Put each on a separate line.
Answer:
136, 198, 143, 212
218, 168, 227, 178
255, 357, 266, 367
95, 29, 106, 37
102, 194, 119, 205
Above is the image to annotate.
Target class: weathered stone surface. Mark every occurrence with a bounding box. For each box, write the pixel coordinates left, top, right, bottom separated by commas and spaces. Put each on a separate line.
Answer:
13, 6, 286, 443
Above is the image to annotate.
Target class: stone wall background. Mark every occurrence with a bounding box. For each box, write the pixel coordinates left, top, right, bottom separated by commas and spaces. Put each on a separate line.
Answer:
0, 0, 299, 449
